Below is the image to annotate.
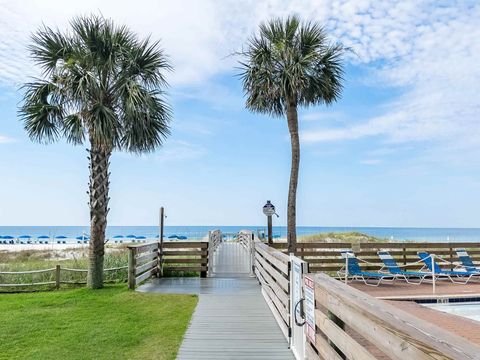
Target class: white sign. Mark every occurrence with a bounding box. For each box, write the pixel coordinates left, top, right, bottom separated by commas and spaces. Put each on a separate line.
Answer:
304, 275, 316, 345
290, 256, 307, 360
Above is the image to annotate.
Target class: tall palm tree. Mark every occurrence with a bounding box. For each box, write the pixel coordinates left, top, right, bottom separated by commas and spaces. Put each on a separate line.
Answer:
19, 15, 172, 289
239, 15, 345, 253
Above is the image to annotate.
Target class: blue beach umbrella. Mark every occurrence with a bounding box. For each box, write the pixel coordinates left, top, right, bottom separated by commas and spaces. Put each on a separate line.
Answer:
168, 235, 178, 239
2, 235, 14, 244
55, 235, 67, 243
177, 235, 187, 240
37, 235, 50, 244
136, 235, 146, 243
273, 234, 281, 239
76, 235, 89, 243
126, 234, 137, 242
112, 235, 124, 239
18, 235, 32, 244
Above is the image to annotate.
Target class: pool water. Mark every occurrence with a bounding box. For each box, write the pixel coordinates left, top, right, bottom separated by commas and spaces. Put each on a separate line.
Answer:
426, 301, 480, 322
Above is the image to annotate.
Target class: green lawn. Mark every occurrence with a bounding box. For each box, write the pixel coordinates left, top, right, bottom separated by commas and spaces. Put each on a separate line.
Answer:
0, 285, 197, 360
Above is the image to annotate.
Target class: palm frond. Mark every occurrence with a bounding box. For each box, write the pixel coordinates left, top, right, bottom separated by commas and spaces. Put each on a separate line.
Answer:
238, 15, 345, 115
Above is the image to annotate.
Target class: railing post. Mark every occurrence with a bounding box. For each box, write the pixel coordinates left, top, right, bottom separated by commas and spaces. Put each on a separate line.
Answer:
250, 232, 255, 277
55, 265, 61, 290
207, 231, 213, 278
128, 247, 136, 290
431, 254, 436, 294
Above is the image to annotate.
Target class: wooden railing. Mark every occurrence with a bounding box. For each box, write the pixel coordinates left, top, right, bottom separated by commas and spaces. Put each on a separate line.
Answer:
128, 242, 158, 289
162, 241, 209, 278
306, 272, 480, 360
254, 242, 291, 339
271, 242, 480, 272
237, 230, 252, 250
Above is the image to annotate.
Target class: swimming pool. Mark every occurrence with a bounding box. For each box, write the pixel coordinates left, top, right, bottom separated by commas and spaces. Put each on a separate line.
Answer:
426, 301, 480, 322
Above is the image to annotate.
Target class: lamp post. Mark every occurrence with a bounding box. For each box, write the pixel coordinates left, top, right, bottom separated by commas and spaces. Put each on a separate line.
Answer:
263, 200, 278, 245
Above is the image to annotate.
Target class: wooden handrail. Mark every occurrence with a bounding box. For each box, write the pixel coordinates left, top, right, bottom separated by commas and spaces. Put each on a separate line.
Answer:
308, 272, 480, 360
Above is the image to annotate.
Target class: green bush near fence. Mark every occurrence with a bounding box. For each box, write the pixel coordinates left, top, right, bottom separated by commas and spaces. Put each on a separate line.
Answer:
0, 284, 197, 360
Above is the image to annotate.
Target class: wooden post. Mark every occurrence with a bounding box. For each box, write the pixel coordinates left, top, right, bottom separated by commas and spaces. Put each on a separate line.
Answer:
55, 265, 61, 290
159, 207, 164, 277
128, 248, 136, 290
403, 246, 407, 266
267, 215, 273, 245
207, 231, 213, 277
449, 247, 453, 271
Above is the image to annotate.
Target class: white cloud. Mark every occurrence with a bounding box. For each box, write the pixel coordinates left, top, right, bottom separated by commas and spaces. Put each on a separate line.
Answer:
157, 140, 206, 162
1, 0, 479, 158
0, 135, 14, 143
360, 159, 382, 165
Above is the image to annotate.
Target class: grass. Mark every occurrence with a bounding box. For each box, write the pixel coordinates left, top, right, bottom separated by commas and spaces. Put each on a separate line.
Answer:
0, 249, 128, 289
299, 231, 387, 244
0, 284, 197, 360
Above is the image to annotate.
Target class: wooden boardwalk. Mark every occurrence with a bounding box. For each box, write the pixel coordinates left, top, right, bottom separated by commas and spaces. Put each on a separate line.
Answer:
138, 242, 293, 360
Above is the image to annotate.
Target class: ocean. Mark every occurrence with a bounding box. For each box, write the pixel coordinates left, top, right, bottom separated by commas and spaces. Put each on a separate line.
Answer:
1, 226, 480, 243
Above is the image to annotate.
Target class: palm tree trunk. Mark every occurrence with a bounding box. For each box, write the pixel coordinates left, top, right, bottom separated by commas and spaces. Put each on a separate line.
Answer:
286, 99, 299, 254
87, 144, 111, 289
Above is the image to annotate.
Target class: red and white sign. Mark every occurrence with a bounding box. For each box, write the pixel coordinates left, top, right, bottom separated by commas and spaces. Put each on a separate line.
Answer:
304, 275, 315, 345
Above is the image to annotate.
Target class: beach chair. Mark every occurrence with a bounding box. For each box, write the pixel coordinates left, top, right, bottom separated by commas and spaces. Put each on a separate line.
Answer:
339, 250, 394, 287
455, 249, 480, 272
417, 251, 479, 284
377, 250, 428, 284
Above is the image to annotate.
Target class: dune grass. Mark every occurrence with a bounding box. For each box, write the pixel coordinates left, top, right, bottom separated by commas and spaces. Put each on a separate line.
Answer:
299, 231, 386, 244
0, 285, 197, 360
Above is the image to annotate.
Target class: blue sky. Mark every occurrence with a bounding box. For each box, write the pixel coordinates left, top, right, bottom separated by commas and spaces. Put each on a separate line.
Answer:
1, 0, 480, 227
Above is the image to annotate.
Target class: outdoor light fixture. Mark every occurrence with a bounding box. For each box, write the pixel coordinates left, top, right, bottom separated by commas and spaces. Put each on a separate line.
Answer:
263, 200, 278, 245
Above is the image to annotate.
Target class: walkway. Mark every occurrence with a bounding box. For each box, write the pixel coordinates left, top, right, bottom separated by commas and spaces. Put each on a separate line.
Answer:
137, 241, 293, 360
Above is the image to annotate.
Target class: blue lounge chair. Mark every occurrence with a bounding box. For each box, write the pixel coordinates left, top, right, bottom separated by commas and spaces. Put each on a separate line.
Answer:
377, 250, 428, 284
418, 251, 479, 284
455, 249, 480, 272
339, 250, 394, 287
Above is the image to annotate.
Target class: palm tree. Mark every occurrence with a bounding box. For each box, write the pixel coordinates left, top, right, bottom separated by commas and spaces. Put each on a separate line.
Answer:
19, 15, 172, 289
239, 15, 345, 253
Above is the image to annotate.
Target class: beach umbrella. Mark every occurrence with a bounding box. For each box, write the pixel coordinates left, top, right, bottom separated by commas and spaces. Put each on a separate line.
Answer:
76, 235, 89, 240
273, 234, 281, 239
55, 235, 67, 243
112, 235, 124, 239
18, 235, 32, 239
135, 236, 146, 239
2, 235, 14, 244
37, 235, 50, 244
177, 235, 187, 240
126, 235, 136, 238
168, 235, 178, 239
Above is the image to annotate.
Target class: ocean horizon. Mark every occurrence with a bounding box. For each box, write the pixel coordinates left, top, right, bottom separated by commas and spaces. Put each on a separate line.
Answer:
1, 226, 480, 243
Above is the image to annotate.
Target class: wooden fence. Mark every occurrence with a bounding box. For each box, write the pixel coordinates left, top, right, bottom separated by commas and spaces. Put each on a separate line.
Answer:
0, 265, 127, 291
271, 242, 480, 273
306, 272, 480, 360
254, 242, 291, 339
128, 242, 158, 289
207, 230, 222, 277
162, 241, 209, 277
